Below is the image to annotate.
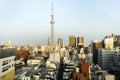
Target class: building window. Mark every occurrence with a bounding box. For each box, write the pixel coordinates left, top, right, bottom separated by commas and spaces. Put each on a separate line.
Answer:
2, 66, 9, 72
12, 64, 14, 67
2, 60, 8, 66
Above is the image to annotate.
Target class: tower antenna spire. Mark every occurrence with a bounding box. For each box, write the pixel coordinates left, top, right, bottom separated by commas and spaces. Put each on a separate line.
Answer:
52, 3, 53, 15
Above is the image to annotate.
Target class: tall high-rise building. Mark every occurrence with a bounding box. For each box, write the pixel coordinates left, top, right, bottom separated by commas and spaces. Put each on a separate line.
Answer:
114, 35, 120, 48
91, 40, 102, 64
50, 3, 55, 46
77, 36, 84, 47
98, 49, 115, 70
103, 34, 120, 50
69, 35, 76, 47
104, 34, 115, 50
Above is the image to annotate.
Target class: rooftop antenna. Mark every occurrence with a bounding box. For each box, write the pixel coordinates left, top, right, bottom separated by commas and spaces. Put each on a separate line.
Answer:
51, 0, 54, 15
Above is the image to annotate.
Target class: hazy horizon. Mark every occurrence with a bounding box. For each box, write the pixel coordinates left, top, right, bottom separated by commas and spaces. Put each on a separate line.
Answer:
0, 0, 120, 46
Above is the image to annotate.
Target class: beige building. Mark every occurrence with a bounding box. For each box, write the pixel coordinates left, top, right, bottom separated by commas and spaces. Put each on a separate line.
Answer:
104, 38, 114, 50
104, 34, 117, 50
69, 35, 76, 47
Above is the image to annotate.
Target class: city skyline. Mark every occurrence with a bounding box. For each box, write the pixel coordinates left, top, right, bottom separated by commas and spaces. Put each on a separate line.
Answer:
0, 0, 120, 45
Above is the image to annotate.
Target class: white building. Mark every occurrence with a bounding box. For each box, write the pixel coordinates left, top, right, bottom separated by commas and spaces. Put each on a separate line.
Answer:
0, 48, 15, 80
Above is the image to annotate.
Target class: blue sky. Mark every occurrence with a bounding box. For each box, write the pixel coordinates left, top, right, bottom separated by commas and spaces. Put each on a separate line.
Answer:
0, 0, 120, 45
